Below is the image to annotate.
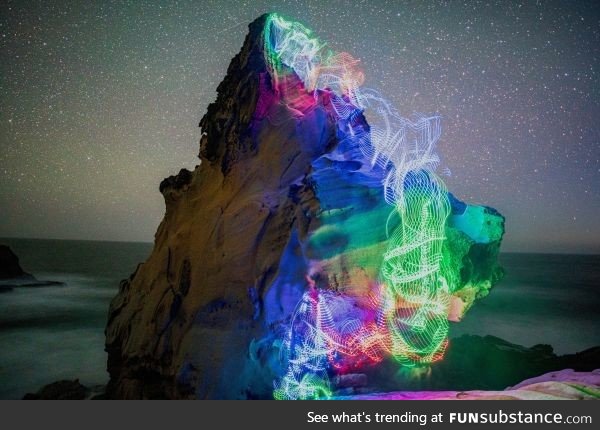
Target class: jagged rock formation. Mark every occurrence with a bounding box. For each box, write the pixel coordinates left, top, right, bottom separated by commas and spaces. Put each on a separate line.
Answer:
106, 15, 318, 399
0, 245, 29, 280
105, 15, 505, 399
0, 245, 64, 292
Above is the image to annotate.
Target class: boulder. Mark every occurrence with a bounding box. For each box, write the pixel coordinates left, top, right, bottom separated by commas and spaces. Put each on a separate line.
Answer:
23, 380, 88, 400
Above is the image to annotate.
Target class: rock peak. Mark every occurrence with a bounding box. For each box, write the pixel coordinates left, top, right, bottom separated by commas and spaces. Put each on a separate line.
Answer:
198, 13, 270, 169
105, 15, 505, 399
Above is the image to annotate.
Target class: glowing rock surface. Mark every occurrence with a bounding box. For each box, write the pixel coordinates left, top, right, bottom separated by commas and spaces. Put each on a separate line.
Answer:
337, 369, 600, 400
262, 14, 504, 399
105, 14, 505, 399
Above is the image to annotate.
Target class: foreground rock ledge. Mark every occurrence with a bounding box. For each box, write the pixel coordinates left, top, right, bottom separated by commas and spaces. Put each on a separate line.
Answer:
24, 370, 600, 400
339, 370, 600, 400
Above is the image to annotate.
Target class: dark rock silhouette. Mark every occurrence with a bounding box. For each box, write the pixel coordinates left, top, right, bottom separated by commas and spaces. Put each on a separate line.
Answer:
361, 335, 600, 395
23, 380, 89, 400
0, 244, 64, 292
0, 244, 30, 280
30, 335, 599, 399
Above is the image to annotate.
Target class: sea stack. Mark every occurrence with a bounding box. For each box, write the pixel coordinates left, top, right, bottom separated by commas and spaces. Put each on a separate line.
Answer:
0, 245, 30, 280
105, 14, 505, 399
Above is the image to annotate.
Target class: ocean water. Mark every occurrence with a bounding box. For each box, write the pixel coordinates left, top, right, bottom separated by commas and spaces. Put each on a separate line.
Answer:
0, 238, 152, 399
451, 253, 600, 354
0, 238, 598, 399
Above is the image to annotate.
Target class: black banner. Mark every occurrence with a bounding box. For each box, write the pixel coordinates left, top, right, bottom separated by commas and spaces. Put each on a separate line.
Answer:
0, 400, 597, 430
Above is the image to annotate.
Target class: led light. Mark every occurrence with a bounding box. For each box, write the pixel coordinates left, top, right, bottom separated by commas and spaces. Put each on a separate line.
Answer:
264, 13, 452, 400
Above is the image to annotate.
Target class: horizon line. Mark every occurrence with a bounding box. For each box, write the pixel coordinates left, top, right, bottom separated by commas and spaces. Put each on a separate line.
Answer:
1, 235, 599, 256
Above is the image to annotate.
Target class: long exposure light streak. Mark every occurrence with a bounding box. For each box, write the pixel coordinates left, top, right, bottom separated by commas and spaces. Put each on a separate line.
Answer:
264, 13, 452, 400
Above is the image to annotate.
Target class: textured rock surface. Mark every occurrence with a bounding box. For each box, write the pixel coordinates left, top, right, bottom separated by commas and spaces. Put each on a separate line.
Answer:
105, 15, 505, 399
106, 15, 319, 399
510, 369, 600, 390
338, 369, 600, 400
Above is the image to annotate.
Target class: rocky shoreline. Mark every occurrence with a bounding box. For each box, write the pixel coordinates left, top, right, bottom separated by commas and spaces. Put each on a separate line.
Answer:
0, 245, 65, 292
24, 369, 600, 401
338, 369, 600, 400
23, 335, 600, 399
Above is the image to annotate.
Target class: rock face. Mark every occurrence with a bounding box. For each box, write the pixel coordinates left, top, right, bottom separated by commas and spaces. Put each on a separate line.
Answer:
105, 14, 505, 399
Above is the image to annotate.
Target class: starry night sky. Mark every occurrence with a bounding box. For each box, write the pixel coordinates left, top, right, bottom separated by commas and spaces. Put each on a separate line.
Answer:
1, 0, 599, 253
